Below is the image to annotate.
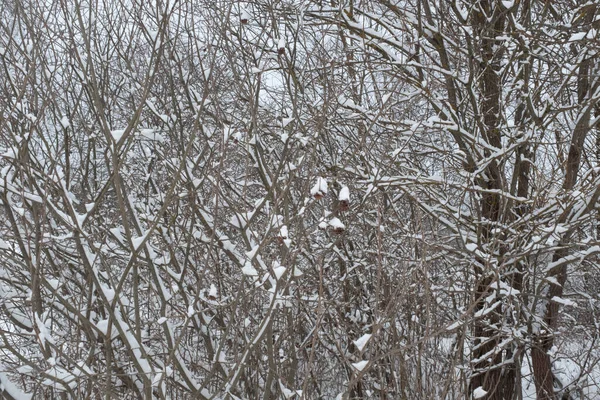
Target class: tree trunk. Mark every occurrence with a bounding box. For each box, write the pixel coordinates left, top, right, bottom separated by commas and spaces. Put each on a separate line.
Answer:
530, 12, 598, 394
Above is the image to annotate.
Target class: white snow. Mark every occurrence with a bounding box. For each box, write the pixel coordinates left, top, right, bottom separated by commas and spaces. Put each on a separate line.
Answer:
551, 296, 577, 307
329, 218, 345, 230
587, 29, 597, 39
60, 116, 70, 128
96, 320, 109, 335
96, 320, 118, 339
569, 32, 586, 42
0, 370, 33, 399
455, 0, 468, 20
246, 245, 259, 260
2, 148, 17, 159
353, 333, 372, 352
139, 129, 165, 142
311, 177, 328, 197
279, 225, 288, 239
446, 321, 462, 331
110, 227, 125, 243
465, 243, 477, 252
352, 360, 369, 371
132, 235, 146, 250
339, 186, 350, 201
34, 314, 54, 347
242, 262, 258, 276
101, 284, 115, 302
273, 266, 286, 280
279, 382, 295, 399
111, 129, 126, 142
208, 284, 218, 299
240, 10, 250, 22
473, 387, 487, 399
47, 279, 60, 290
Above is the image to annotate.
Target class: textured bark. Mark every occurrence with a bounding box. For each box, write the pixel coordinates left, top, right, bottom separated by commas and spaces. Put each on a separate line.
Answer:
530, 14, 598, 395
468, 2, 512, 398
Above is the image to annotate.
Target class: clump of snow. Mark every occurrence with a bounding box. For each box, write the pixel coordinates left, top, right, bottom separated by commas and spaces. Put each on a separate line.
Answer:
0, 370, 33, 399
96, 321, 108, 335
329, 218, 345, 231
273, 265, 286, 280
246, 245, 259, 260
47, 279, 60, 290
277, 37, 286, 54
242, 262, 258, 276
2, 148, 17, 159
465, 243, 477, 252
132, 235, 146, 250
311, 177, 328, 199
278, 225, 292, 248
139, 128, 165, 142
353, 333, 372, 352
208, 284, 218, 299
338, 95, 355, 108
240, 9, 250, 24
101, 284, 115, 302
35, 314, 54, 347
60, 116, 70, 129
551, 296, 577, 307
446, 321, 462, 331
279, 225, 288, 239
96, 319, 118, 339
338, 186, 350, 211
339, 186, 349, 201
569, 32, 586, 42
352, 360, 369, 371
272, 261, 286, 280
473, 387, 487, 399
111, 129, 126, 142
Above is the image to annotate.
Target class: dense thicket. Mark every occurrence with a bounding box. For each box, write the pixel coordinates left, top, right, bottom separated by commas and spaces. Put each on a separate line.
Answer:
0, 1, 599, 399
